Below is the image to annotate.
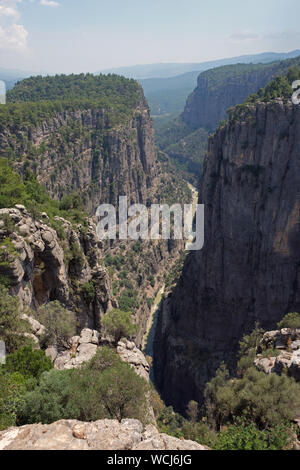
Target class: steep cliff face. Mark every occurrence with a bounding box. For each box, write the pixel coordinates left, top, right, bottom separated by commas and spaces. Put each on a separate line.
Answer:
154, 99, 300, 412
0, 106, 157, 214
182, 57, 300, 132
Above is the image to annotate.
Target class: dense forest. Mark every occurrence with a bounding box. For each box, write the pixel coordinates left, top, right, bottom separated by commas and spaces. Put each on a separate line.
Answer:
0, 74, 143, 131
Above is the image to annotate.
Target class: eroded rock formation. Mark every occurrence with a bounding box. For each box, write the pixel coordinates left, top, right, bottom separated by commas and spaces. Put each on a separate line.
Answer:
0, 206, 113, 329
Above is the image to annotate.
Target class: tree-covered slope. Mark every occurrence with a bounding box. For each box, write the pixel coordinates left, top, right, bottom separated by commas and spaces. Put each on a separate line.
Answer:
0, 74, 157, 213
1, 74, 144, 131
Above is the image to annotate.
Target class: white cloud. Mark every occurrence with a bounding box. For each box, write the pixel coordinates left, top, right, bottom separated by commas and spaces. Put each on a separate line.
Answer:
0, 0, 28, 51
40, 0, 59, 6
0, 22, 28, 49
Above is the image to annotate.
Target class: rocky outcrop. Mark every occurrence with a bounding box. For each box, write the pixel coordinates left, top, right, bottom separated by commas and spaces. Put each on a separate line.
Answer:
0, 206, 113, 329
51, 329, 150, 382
0, 419, 208, 451
154, 99, 300, 413
182, 56, 300, 132
255, 328, 300, 381
117, 339, 150, 381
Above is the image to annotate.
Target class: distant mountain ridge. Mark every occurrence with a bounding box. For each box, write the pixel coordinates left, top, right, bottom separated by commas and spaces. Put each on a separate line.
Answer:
155, 54, 300, 184
100, 50, 300, 79
102, 51, 300, 117
0, 67, 34, 90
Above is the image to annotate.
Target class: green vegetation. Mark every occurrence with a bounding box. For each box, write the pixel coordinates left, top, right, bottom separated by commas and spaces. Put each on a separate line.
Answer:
17, 348, 149, 425
35, 301, 77, 349
2, 74, 142, 131
0, 369, 27, 430
0, 345, 54, 430
0, 159, 87, 228
81, 281, 96, 304
214, 421, 295, 451
102, 309, 137, 346
0, 286, 30, 353
228, 66, 300, 124
157, 322, 300, 450
277, 312, 300, 330
4, 346, 53, 382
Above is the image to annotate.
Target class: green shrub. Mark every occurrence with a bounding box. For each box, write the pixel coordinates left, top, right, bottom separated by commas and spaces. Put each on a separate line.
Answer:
214, 421, 294, 450
0, 370, 27, 430
17, 369, 76, 425
4, 346, 53, 381
277, 312, 300, 330
204, 364, 300, 431
86, 347, 120, 372
36, 301, 77, 349
102, 309, 137, 346
18, 349, 149, 425
0, 286, 30, 353
82, 281, 95, 304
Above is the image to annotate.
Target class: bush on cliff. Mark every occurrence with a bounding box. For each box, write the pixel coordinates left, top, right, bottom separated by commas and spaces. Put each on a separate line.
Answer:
204, 364, 300, 431
102, 309, 137, 346
17, 348, 149, 426
0, 370, 27, 430
4, 346, 53, 381
277, 312, 300, 330
0, 286, 31, 354
0, 160, 87, 227
36, 301, 77, 349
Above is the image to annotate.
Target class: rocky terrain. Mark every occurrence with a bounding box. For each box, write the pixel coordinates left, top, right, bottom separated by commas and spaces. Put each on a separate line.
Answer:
50, 327, 151, 382
0, 419, 208, 450
255, 328, 300, 381
154, 98, 300, 412
0, 206, 114, 329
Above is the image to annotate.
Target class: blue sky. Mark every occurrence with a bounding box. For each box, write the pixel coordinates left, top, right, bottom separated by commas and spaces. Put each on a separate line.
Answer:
0, 0, 299, 73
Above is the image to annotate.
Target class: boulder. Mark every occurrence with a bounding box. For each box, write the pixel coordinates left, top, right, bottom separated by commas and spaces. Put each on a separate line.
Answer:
117, 340, 150, 381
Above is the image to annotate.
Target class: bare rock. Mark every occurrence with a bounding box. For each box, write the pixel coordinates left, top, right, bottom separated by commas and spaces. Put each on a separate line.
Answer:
117, 340, 150, 381
0, 420, 209, 451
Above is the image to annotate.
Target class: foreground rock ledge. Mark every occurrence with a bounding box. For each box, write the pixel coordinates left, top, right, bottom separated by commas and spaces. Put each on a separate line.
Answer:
0, 419, 209, 451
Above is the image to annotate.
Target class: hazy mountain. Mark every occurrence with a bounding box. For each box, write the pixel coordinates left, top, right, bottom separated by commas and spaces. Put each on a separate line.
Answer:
99, 50, 300, 80
0, 67, 33, 90
110, 51, 300, 117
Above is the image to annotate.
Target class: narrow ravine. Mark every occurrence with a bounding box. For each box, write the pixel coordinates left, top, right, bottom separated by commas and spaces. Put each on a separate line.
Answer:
142, 182, 199, 382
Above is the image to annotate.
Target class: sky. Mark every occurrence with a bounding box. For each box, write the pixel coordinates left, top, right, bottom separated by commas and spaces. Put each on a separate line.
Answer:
0, 0, 299, 74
